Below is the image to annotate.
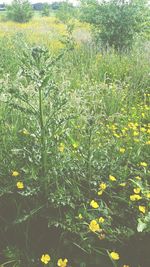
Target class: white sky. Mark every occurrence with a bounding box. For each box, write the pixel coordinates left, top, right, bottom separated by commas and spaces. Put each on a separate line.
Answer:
0, 0, 80, 5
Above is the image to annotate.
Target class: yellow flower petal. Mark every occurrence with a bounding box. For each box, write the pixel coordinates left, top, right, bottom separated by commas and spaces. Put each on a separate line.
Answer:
110, 251, 120, 260
16, 181, 24, 189
130, 194, 142, 201
12, 171, 20, 177
109, 175, 117, 181
139, 205, 146, 214
133, 188, 141, 194
90, 200, 99, 209
41, 254, 51, 264
89, 220, 100, 232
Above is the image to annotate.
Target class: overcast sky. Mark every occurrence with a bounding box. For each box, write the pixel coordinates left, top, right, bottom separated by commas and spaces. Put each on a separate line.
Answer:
0, 0, 79, 5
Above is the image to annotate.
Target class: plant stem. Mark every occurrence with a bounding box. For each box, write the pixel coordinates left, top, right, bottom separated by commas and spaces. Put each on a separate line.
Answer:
39, 86, 47, 178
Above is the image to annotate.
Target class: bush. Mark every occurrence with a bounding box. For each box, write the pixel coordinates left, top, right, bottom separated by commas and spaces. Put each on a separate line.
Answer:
41, 3, 50, 17
6, 0, 33, 23
80, 0, 149, 51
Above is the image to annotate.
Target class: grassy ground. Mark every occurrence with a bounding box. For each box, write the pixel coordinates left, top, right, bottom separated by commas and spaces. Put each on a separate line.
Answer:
0, 15, 150, 267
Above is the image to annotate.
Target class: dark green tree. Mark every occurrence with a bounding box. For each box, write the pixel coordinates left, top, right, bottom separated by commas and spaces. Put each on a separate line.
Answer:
41, 3, 50, 17
80, 0, 149, 51
7, 0, 33, 23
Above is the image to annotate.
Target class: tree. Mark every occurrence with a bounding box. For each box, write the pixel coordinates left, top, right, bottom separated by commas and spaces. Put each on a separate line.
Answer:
41, 3, 50, 17
80, 0, 149, 51
55, 1, 76, 23
7, 0, 33, 23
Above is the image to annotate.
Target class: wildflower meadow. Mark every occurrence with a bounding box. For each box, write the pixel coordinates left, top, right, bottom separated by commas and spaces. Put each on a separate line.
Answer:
0, 0, 150, 267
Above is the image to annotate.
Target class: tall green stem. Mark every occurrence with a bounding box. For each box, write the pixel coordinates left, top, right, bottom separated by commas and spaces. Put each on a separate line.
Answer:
39, 86, 46, 178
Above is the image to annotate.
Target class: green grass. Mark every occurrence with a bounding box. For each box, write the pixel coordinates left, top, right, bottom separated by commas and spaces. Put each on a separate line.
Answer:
0, 24, 150, 267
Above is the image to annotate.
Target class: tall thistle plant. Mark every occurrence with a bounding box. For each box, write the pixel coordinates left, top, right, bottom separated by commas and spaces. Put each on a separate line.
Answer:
2, 40, 74, 189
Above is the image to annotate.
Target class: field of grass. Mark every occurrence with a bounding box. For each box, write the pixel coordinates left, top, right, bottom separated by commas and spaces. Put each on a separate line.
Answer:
0, 14, 150, 267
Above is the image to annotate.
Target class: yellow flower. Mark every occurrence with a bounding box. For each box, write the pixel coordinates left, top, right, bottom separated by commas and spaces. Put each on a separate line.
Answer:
140, 162, 147, 167
78, 213, 83, 219
122, 265, 130, 267
99, 182, 107, 190
139, 205, 146, 214
110, 251, 120, 260
16, 181, 24, 189
133, 131, 139, 136
133, 188, 141, 194
109, 175, 117, 181
89, 220, 100, 232
99, 217, 105, 223
98, 190, 103, 196
135, 176, 142, 180
119, 183, 126, 187
130, 194, 142, 201
72, 142, 79, 149
41, 254, 51, 265
146, 192, 150, 198
119, 148, 125, 153
12, 171, 19, 177
57, 258, 68, 267
90, 200, 99, 209
113, 133, 120, 138
22, 128, 30, 135
146, 140, 150, 145
58, 143, 65, 153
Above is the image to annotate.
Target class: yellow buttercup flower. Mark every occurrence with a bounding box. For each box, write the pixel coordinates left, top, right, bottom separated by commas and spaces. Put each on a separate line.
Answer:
16, 181, 24, 189
140, 162, 147, 167
98, 190, 103, 196
130, 194, 142, 201
41, 254, 51, 264
122, 265, 130, 267
78, 213, 83, 219
146, 192, 150, 198
109, 175, 117, 181
133, 131, 139, 136
57, 258, 68, 267
72, 142, 79, 149
135, 176, 142, 180
99, 182, 107, 190
99, 217, 105, 223
89, 220, 100, 232
90, 200, 99, 209
58, 143, 65, 153
110, 251, 120, 260
133, 188, 141, 194
119, 183, 126, 187
119, 148, 125, 153
12, 171, 19, 177
139, 205, 146, 214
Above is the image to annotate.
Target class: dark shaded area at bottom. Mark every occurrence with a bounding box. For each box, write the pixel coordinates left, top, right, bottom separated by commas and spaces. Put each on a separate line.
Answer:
0, 194, 150, 267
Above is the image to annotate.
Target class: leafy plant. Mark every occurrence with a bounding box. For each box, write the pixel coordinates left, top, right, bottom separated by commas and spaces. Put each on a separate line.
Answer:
6, 0, 33, 23
80, 0, 149, 51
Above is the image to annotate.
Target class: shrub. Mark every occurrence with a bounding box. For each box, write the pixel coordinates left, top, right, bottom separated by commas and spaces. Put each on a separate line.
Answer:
6, 0, 33, 23
41, 3, 50, 17
80, 0, 149, 51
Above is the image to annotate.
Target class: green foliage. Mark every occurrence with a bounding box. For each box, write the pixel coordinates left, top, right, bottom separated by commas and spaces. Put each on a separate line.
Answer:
80, 0, 149, 51
0, 18, 150, 266
41, 3, 50, 17
55, 1, 76, 23
6, 0, 33, 23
